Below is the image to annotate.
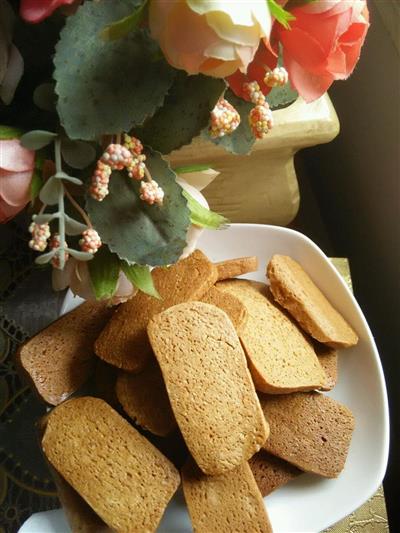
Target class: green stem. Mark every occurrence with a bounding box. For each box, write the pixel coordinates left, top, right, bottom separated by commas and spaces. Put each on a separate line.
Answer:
54, 138, 66, 269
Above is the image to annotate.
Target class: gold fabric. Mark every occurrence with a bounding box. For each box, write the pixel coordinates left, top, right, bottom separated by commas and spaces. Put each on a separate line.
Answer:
324, 259, 389, 533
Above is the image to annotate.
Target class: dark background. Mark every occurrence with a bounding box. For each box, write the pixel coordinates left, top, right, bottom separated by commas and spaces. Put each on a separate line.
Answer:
291, 3, 399, 530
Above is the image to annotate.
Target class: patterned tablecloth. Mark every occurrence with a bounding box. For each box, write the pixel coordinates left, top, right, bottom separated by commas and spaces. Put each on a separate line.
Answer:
0, 223, 389, 532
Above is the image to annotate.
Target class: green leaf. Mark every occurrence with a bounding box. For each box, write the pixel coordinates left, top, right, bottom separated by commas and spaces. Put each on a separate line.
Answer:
30, 170, 43, 202
174, 164, 213, 174
54, 1, 175, 141
88, 246, 120, 299
67, 249, 93, 261
64, 214, 88, 236
133, 71, 225, 154
267, 0, 296, 29
86, 149, 191, 266
204, 89, 255, 155
20, 130, 57, 150
120, 262, 160, 299
101, 0, 148, 41
61, 139, 97, 170
53, 171, 83, 186
265, 46, 298, 110
39, 176, 62, 205
34, 213, 59, 224
35, 249, 56, 265
182, 190, 228, 230
0, 125, 23, 139
33, 83, 57, 112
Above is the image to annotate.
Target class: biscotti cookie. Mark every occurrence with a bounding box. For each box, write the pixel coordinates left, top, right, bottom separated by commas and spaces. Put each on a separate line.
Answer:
315, 344, 338, 391
249, 450, 302, 497
116, 361, 176, 436
260, 392, 355, 478
201, 285, 248, 333
147, 302, 268, 475
217, 279, 327, 393
17, 301, 113, 405
51, 468, 111, 533
267, 255, 358, 348
95, 250, 218, 372
42, 397, 180, 532
215, 256, 258, 280
182, 458, 272, 533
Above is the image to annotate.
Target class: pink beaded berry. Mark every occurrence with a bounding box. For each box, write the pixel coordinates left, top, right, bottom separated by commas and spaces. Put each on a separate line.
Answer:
249, 103, 273, 139
209, 98, 240, 138
123, 134, 143, 156
242, 81, 266, 106
79, 228, 102, 254
28, 218, 50, 252
100, 143, 133, 170
127, 154, 146, 180
264, 67, 289, 88
139, 180, 164, 206
90, 161, 112, 201
49, 233, 69, 269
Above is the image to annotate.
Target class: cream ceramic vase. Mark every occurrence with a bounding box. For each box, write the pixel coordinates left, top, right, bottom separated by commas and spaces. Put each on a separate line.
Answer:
169, 93, 339, 226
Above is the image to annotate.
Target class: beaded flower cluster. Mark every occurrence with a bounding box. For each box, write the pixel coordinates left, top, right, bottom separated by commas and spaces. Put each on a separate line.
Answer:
209, 98, 241, 138
90, 134, 164, 206
243, 81, 273, 139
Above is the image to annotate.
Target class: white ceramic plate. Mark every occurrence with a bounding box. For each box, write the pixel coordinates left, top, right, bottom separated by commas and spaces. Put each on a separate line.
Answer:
20, 224, 389, 533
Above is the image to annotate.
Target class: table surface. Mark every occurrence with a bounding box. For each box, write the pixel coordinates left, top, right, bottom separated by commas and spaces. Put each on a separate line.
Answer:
0, 224, 389, 533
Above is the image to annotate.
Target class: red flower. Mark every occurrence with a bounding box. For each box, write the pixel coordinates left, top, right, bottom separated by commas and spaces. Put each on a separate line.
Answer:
20, 0, 75, 24
227, 39, 278, 101
276, 0, 370, 102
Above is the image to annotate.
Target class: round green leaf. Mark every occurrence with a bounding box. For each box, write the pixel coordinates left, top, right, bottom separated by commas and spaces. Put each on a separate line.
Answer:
33, 83, 57, 112
134, 71, 225, 154
86, 150, 191, 266
64, 214, 88, 235
61, 138, 97, 170
54, 1, 175, 140
39, 176, 62, 205
20, 130, 57, 150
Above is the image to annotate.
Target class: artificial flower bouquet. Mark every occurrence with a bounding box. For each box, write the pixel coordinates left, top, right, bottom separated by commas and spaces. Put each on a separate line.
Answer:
0, 0, 369, 302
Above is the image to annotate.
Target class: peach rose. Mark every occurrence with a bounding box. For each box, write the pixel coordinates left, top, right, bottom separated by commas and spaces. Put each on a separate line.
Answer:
0, 139, 35, 223
149, 0, 272, 78
276, 0, 369, 102
20, 0, 76, 23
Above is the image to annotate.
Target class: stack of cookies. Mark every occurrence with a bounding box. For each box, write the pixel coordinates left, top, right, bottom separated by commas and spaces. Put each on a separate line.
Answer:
17, 250, 358, 533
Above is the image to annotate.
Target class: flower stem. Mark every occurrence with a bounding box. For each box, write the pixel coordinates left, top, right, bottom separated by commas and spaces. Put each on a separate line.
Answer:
144, 166, 153, 183
54, 138, 66, 269
64, 187, 92, 227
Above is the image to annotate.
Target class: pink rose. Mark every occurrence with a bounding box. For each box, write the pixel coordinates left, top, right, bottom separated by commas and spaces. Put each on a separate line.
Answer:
20, 0, 75, 24
149, 0, 271, 78
0, 138, 35, 223
276, 0, 370, 102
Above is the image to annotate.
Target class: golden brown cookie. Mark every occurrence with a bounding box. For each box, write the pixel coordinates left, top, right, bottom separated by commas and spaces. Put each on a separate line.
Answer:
95, 250, 218, 372
42, 397, 180, 533
116, 360, 176, 437
260, 392, 355, 478
201, 285, 248, 333
182, 458, 272, 533
249, 450, 302, 497
148, 301, 268, 475
215, 256, 259, 280
267, 255, 358, 348
217, 279, 327, 393
315, 343, 338, 391
17, 301, 114, 405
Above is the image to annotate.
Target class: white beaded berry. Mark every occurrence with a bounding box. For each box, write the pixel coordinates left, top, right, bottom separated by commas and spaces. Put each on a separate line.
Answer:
139, 180, 164, 206
249, 103, 273, 139
90, 161, 112, 201
242, 81, 266, 106
127, 154, 146, 180
79, 228, 102, 254
100, 143, 133, 170
209, 98, 240, 138
264, 67, 289, 88
49, 233, 69, 269
123, 134, 143, 156
28, 218, 50, 252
